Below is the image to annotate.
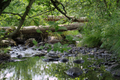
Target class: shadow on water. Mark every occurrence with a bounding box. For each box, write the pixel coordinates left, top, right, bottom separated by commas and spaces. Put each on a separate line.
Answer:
0, 53, 117, 80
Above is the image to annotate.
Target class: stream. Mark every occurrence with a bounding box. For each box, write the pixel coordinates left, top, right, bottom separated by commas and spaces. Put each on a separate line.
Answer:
0, 43, 120, 80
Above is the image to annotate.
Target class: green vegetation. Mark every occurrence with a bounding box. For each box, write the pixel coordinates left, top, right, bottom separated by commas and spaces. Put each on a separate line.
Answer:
0, 0, 120, 57
0, 0, 120, 79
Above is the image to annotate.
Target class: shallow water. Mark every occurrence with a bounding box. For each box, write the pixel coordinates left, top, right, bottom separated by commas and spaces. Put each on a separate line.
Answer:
0, 57, 58, 80
0, 45, 117, 80
0, 53, 115, 80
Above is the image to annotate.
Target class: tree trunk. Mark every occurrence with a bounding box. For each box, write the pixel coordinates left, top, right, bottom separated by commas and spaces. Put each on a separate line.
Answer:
45, 15, 88, 22
20, 23, 85, 34
4, 0, 35, 38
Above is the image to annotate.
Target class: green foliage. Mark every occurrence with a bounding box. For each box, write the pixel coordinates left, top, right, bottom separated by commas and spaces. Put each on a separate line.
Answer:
32, 40, 38, 46
81, 22, 102, 47
44, 42, 71, 53
0, 0, 120, 56
53, 42, 71, 53
76, 0, 120, 55
36, 29, 42, 33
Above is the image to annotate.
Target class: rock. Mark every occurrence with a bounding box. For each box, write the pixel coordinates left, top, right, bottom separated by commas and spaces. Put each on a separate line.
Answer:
25, 38, 37, 47
68, 54, 77, 57
0, 38, 16, 47
65, 67, 83, 78
73, 59, 84, 64
46, 36, 61, 44
17, 54, 22, 59
75, 34, 82, 38
0, 53, 11, 61
14, 37, 25, 44
60, 58, 69, 63
42, 58, 59, 62
97, 49, 105, 53
46, 53, 60, 58
108, 64, 120, 77
83, 68, 89, 74
33, 53, 46, 57
112, 69, 120, 77
9, 59, 27, 62
37, 42, 45, 47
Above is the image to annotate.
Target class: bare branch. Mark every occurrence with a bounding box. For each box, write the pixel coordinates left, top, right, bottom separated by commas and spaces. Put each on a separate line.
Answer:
57, 1, 67, 14
29, 8, 55, 18
50, 0, 72, 20
2, 12, 22, 18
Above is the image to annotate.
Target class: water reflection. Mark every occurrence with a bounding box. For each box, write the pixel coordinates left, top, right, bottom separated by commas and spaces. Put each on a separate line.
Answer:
0, 57, 58, 80
0, 54, 114, 80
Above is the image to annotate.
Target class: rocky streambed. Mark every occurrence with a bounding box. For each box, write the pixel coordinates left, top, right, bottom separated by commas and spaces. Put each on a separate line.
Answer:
0, 40, 120, 80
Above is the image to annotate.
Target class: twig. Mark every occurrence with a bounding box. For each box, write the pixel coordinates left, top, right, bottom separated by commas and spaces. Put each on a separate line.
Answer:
2, 12, 22, 18
50, 0, 72, 20
29, 8, 55, 18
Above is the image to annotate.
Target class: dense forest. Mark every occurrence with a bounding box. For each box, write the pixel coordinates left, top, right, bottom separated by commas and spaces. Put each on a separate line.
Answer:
0, 0, 120, 80
0, 0, 120, 54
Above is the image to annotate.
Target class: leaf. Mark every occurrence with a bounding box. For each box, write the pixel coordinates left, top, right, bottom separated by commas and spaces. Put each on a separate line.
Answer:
32, 40, 38, 45
58, 26, 67, 30
55, 26, 59, 32
27, 0, 30, 2
34, 19, 40, 26
39, 46, 44, 49
36, 29, 42, 33
57, 42, 61, 46
48, 21, 55, 25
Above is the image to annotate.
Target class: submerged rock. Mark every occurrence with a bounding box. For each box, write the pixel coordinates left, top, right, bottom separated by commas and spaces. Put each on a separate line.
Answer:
60, 58, 69, 63
65, 67, 83, 78
46, 53, 60, 58
42, 58, 59, 62
17, 54, 22, 59
33, 53, 46, 57
73, 59, 84, 64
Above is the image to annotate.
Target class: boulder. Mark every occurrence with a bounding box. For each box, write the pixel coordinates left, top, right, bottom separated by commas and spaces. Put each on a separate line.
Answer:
0, 38, 16, 47
42, 58, 59, 62
65, 67, 83, 78
46, 36, 62, 44
60, 58, 69, 63
73, 59, 84, 64
25, 38, 37, 47
33, 53, 46, 57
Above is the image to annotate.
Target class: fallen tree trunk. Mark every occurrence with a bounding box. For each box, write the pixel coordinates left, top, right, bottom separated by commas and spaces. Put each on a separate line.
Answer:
0, 23, 85, 41
1, 23, 84, 34
20, 23, 85, 33
45, 15, 88, 22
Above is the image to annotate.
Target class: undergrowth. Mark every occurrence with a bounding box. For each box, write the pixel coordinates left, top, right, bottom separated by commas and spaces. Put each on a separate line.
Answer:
81, 9, 120, 56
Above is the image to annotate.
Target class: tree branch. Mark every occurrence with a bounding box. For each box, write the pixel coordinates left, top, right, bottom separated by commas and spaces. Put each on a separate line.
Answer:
5, 0, 35, 38
29, 8, 55, 18
0, 0, 11, 15
50, 0, 72, 20
2, 12, 22, 18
